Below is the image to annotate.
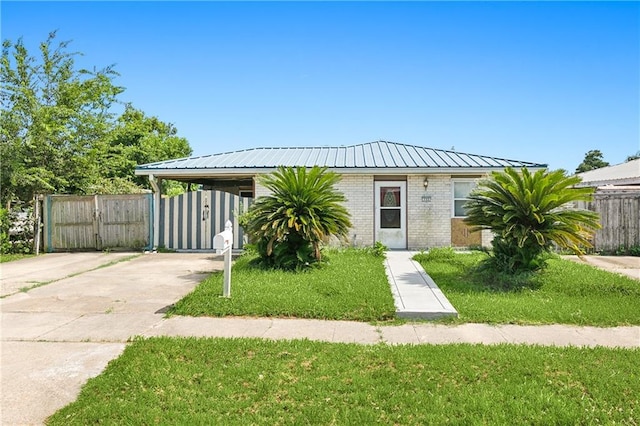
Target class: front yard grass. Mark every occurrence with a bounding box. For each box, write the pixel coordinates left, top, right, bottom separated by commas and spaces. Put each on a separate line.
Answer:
415, 251, 640, 326
169, 248, 396, 322
48, 337, 639, 425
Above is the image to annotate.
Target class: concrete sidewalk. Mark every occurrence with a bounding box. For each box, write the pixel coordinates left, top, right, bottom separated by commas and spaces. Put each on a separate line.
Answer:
145, 316, 640, 348
384, 251, 457, 319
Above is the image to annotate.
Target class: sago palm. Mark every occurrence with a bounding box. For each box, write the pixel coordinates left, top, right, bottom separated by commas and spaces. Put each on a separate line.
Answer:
464, 167, 600, 274
241, 166, 351, 269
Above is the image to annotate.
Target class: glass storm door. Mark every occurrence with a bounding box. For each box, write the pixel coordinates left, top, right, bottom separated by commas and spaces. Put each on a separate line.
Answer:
374, 181, 407, 249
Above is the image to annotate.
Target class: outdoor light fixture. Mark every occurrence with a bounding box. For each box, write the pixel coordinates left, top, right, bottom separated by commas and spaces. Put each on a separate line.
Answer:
423, 177, 429, 190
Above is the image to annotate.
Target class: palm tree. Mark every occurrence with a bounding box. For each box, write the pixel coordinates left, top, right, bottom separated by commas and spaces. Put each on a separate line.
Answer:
464, 167, 600, 274
241, 166, 351, 269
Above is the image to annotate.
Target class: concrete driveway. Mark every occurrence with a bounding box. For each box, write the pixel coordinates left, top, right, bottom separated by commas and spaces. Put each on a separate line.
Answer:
1, 252, 222, 425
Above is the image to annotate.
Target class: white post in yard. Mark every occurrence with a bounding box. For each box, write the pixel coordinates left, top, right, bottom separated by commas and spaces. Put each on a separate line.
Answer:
213, 220, 234, 298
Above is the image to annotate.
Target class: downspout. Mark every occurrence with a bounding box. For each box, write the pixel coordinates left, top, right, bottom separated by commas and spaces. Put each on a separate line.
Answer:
149, 174, 162, 250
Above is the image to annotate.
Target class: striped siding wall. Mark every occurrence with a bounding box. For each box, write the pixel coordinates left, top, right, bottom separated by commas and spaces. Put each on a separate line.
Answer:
159, 190, 252, 250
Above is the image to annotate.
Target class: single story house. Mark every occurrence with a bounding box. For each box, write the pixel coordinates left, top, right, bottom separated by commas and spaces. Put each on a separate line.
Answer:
135, 140, 546, 250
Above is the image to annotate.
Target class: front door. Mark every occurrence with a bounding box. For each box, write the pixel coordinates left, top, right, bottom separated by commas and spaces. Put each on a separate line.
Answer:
374, 181, 407, 249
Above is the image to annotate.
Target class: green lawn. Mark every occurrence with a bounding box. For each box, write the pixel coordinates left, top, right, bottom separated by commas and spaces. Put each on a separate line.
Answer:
171, 248, 640, 326
48, 337, 640, 425
169, 249, 396, 322
415, 251, 640, 326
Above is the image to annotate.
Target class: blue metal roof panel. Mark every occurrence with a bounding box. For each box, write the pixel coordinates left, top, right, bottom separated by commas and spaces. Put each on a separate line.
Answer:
136, 140, 547, 171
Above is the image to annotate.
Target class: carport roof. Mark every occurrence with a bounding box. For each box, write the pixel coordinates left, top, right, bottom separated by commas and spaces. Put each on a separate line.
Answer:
136, 140, 546, 179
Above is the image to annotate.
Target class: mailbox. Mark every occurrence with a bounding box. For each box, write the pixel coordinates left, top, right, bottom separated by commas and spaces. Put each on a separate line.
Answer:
213, 220, 233, 253
213, 229, 232, 253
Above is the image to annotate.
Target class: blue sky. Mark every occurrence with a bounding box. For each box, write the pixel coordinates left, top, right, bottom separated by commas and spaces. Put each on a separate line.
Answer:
2, 1, 639, 173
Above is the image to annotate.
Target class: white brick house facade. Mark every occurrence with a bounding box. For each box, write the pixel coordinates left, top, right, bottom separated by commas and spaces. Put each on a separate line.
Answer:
137, 141, 546, 250
256, 172, 490, 250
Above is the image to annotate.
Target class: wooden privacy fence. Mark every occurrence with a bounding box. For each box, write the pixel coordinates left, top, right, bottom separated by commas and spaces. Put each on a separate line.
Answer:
42, 191, 252, 252
158, 190, 252, 250
580, 189, 640, 252
43, 194, 152, 252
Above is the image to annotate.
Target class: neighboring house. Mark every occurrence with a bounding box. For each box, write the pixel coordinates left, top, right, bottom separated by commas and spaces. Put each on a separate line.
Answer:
575, 158, 640, 188
574, 159, 640, 252
135, 140, 546, 250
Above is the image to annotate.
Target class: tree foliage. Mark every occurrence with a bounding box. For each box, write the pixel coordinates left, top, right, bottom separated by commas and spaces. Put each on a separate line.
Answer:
626, 151, 639, 162
1, 31, 123, 206
575, 150, 609, 174
240, 166, 352, 270
92, 105, 191, 195
464, 167, 600, 276
1, 31, 191, 208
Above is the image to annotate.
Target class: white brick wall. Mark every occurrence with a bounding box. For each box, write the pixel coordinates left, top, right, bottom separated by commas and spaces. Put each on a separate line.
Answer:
252, 173, 374, 247
407, 174, 452, 249
335, 175, 374, 247
251, 171, 492, 250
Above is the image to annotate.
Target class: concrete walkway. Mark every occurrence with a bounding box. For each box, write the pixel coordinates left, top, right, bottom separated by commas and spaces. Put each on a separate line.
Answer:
384, 251, 457, 319
1, 252, 639, 425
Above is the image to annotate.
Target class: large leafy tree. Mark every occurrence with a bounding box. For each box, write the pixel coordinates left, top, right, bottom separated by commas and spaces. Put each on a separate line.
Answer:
89, 105, 192, 195
575, 150, 609, 173
1, 31, 123, 207
241, 166, 352, 270
464, 167, 600, 275
1, 31, 192, 207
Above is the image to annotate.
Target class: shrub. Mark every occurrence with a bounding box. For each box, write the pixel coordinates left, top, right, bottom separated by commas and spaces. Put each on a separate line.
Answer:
414, 246, 457, 262
240, 166, 351, 270
0, 206, 35, 254
0, 208, 11, 254
464, 167, 600, 276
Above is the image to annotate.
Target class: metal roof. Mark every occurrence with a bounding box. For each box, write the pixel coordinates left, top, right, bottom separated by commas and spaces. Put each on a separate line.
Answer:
136, 140, 546, 175
575, 158, 640, 187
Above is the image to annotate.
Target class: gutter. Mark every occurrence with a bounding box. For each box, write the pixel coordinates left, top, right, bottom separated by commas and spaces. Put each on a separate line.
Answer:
135, 165, 549, 178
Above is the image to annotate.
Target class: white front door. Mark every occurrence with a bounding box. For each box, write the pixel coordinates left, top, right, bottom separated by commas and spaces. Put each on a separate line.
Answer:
374, 181, 407, 249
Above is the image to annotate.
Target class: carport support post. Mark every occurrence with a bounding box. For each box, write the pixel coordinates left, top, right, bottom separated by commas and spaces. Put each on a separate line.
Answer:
149, 174, 162, 250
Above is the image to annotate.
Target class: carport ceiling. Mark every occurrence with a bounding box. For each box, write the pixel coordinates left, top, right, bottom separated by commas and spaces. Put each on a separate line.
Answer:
154, 176, 254, 187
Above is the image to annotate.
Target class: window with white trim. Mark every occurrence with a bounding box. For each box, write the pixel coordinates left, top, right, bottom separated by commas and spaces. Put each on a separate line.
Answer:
452, 180, 476, 218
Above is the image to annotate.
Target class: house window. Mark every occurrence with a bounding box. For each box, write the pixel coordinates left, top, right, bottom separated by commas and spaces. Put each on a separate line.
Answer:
452, 180, 475, 218
239, 190, 254, 198
380, 186, 401, 229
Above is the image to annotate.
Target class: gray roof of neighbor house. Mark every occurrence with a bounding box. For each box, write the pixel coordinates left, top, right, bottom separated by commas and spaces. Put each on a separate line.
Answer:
136, 141, 546, 181
575, 158, 640, 187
